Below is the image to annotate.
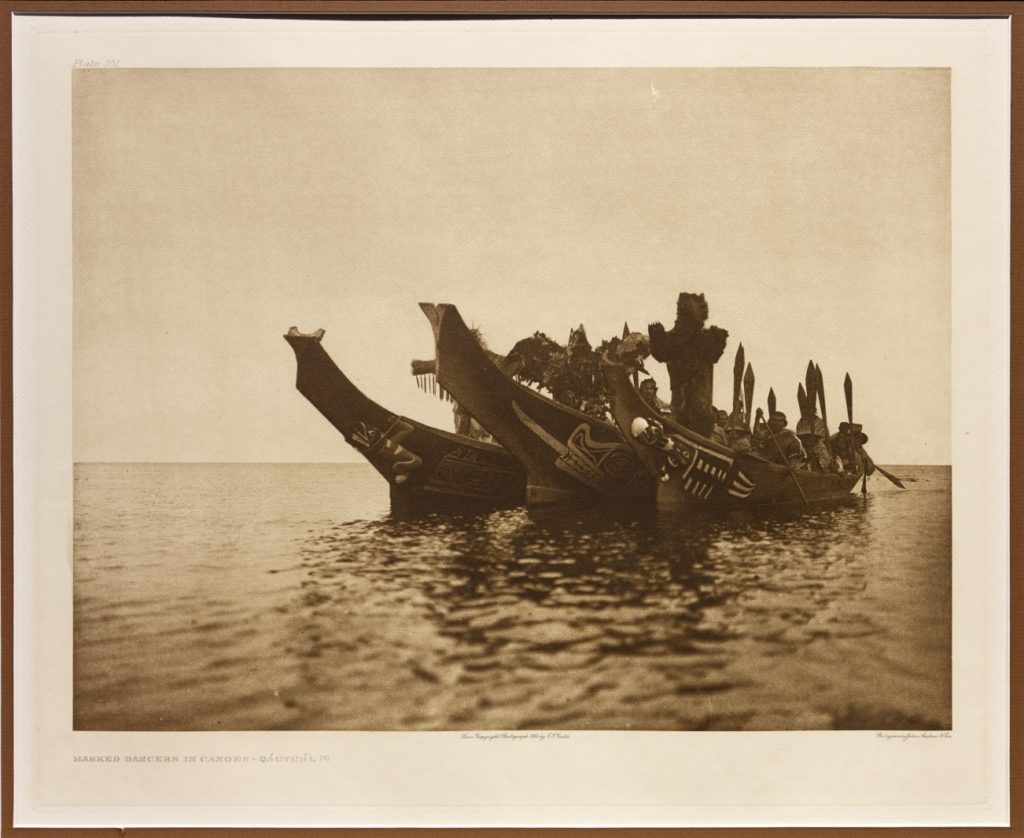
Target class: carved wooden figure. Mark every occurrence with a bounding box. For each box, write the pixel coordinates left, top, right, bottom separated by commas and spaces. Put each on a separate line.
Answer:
648, 292, 728, 437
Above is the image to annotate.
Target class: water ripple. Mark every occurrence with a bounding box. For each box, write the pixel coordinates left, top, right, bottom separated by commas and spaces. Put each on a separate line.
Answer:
73, 463, 951, 731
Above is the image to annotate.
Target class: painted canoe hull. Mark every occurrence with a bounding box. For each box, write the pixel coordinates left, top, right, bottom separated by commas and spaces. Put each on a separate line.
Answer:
420, 304, 656, 506
284, 328, 526, 510
603, 360, 860, 508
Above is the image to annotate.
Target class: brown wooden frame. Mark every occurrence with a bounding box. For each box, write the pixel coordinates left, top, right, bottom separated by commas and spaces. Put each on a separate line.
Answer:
2, 3, 1018, 835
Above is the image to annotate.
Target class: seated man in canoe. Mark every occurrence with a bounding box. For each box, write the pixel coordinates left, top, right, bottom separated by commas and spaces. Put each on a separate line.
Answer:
638, 378, 672, 417
830, 422, 875, 477
725, 421, 754, 453
754, 409, 807, 467
711, 408, 731, 447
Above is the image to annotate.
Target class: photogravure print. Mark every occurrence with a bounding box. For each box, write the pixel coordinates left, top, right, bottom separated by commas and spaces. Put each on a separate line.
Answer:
72, 66, 951, 734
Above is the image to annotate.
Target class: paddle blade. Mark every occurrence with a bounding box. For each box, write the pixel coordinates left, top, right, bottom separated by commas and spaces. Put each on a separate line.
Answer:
844, 372, 853, 424
814, 364, 829, 434
734, 343, 745, 378
797, 383, 808, 417
743, 363, 755, 430
875, 463, 906, 489
768, 387, 777, 418
732, 343, 745, 415
805, 361, 816, 412
622, 321, 630, 340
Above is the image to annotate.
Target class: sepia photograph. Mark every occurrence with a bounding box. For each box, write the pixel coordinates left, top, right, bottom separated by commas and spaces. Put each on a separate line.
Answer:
12, 13, 1010, 828
72, 66, 951, 732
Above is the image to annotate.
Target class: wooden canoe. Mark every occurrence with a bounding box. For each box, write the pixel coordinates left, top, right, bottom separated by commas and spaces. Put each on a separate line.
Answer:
419, 304, 656, 506
284, 327, 525, 510
603, 358, 861, 508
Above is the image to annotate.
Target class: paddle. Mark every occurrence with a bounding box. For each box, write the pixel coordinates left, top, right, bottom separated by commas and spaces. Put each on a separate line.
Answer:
733, 343, 745, 423
797, 383, 808, 419
743, 363, 755, 431
873, 464, 906, 489
846, 371, 867, 492
805, 361, 816, 416
814, 364, 830, 440
767, 387, 777, 418
844, 371, 904, 489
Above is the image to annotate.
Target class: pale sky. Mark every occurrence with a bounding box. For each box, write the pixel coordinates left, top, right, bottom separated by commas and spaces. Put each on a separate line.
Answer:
73, 68, 950, 465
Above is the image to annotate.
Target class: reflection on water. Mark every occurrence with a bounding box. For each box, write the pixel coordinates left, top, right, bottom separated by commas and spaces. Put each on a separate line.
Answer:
74, 463, 951, 731
289, 497, 885, 730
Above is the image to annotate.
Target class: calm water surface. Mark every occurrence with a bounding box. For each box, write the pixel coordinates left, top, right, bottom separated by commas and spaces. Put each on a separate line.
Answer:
74, 462, 950, 731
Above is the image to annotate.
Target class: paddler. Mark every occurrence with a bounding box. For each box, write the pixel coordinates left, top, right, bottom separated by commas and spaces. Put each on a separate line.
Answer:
796, 414, 833, 472
755, 409, 807, 467
806, 435, 835, 473
711, 408, 729, 446
851, 423, 876, 476
726, 425, 753, 453
830, 422, 874, 475
639, 378, 672, 417
723, 408, 753, 452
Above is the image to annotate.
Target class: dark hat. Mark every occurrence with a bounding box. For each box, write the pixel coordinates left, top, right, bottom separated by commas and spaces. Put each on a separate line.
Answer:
839, 421, 851, 432
639, 379, 658, 390
769, 411, 787, 426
